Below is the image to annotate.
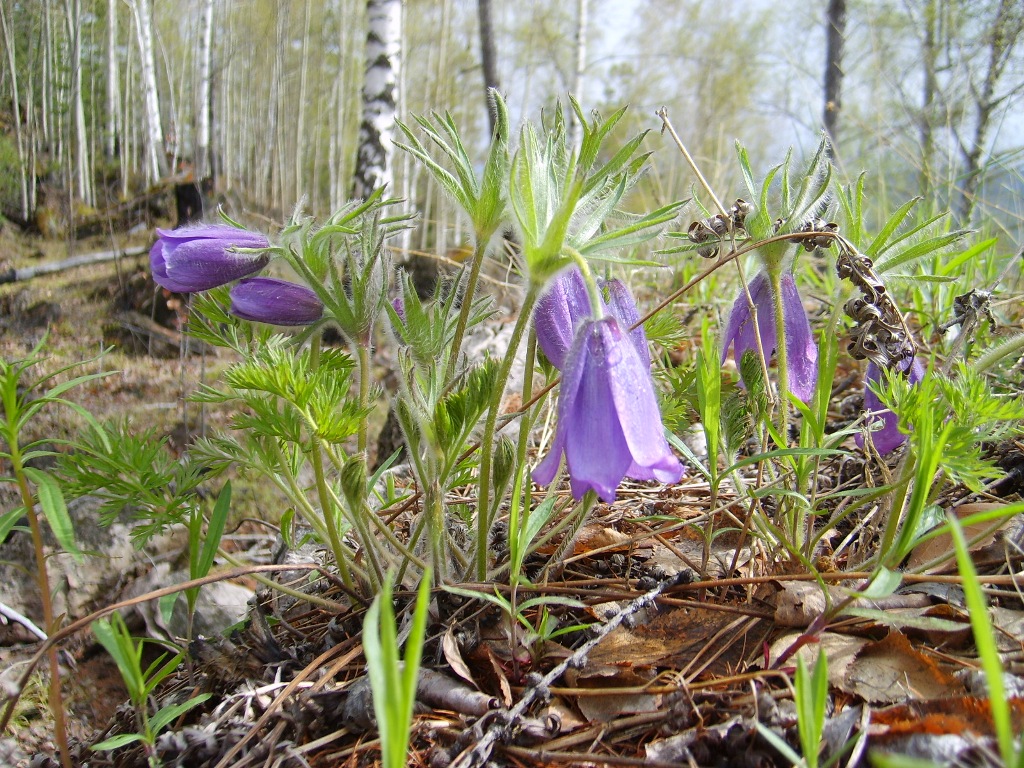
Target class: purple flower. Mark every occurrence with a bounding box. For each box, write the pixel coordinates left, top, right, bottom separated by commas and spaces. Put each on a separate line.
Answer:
721, 271, 818, 402
391, 296, 406, 324
229, 277, 324, 326
534, 267, 592, 369
534, 268, 652, 370
856, 357, 925, 455
533, 316, 683, 502
150, 224, 270, 293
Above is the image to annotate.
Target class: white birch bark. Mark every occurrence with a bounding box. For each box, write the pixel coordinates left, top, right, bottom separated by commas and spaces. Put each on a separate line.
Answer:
196, 0, 215, 180
105, 0, 119, 159
129, 0, 168, 183
353, 0, 402, 199
64, 0, 93, 205
294, 0, 312, 206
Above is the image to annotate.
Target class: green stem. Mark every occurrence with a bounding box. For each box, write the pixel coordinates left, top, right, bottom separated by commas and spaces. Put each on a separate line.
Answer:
217, 549, 351, 611
11, 459, 72, 768
356, 343, 372, 453
768, 269, 790, 443
446, 239, 487, 383
566, 247, 604, 319
310, 438, 357, 592
474, 285, 540, 579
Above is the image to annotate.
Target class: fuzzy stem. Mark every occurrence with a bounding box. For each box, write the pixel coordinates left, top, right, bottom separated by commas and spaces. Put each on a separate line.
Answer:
767, 269, 790, 443
474, 285, 540, 580
356, 342, 372, 454
446, 239, 488, 382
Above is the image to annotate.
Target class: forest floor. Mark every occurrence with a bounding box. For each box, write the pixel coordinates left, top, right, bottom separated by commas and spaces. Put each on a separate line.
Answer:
2, 219, 1024, 767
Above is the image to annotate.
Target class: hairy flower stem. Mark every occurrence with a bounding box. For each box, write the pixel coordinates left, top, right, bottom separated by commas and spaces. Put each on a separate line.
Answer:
768, 269, 790, 443
14, 471, 72, 768
475, 286, 539, 580
305, 334, 357, 592
446, 240, 487, 383
356, 343, 372, 454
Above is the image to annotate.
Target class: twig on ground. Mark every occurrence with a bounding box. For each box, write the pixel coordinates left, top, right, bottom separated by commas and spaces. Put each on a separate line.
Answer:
450, 573, 687, 768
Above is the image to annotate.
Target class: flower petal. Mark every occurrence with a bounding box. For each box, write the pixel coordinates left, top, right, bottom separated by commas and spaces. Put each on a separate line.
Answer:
561, 320, 635, 501
723, 271, 773, 367
603, 278, 651, 369
534, 267, 593, 369
856, 357, 925, 454
779, 274, 818, 402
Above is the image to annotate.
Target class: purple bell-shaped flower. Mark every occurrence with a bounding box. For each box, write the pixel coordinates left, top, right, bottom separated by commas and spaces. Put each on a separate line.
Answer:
229, 277, 324, 326
150, 224, 270, 293
721, 271, 818, 402
533, 315, 683, 502
856, 357, 925, 455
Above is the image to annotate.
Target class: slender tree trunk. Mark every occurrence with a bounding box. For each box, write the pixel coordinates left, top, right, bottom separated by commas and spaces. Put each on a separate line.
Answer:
105, 0, 120, 159
353, 0, 402, 199
64, 0, 93, 206
917, 0, 939, 199
569, 0, 588, 145
130, 0, 168, 183
823, 0, 847, 153
0, 1, 29, 220
196, 0, 215, 180
477, 0, 500, 134
294, 0, 313, 207
955, 0, 1023, 223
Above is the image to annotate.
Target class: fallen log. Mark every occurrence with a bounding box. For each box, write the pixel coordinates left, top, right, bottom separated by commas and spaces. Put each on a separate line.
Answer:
0, 247, 148, 284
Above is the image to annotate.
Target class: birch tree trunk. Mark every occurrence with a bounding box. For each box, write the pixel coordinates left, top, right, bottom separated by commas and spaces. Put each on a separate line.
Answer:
64, 0, 93, 206
196, 0, 215, 181
105, 0, 120, 159
294, 0, 313, 208
353, 0, 402, 199
0, 1, 29, 221
129, 0, 168, 183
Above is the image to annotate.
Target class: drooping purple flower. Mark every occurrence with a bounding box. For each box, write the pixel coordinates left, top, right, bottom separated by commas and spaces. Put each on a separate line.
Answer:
534, 267, 593, 369
856, 357, 925, 455
150, 224, 270, 293
721, 271, 818, 402
534, 268, 653, 371
533, 316, 683, 502
229, 277, 324, 326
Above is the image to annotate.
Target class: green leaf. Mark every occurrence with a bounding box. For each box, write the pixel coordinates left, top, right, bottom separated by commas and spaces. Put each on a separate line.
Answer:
847, 566, 902, 600
865, 197, 920, 259
159, 592, 180, 626
22, 467, 81, 560
148, 693, 212, 734
0, 507, 24, 541
196, 482, 231, 580
91, 733, 145, 751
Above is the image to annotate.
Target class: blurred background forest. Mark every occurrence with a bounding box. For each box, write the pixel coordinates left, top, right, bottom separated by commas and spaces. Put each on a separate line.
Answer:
0, 0, 1022, 254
